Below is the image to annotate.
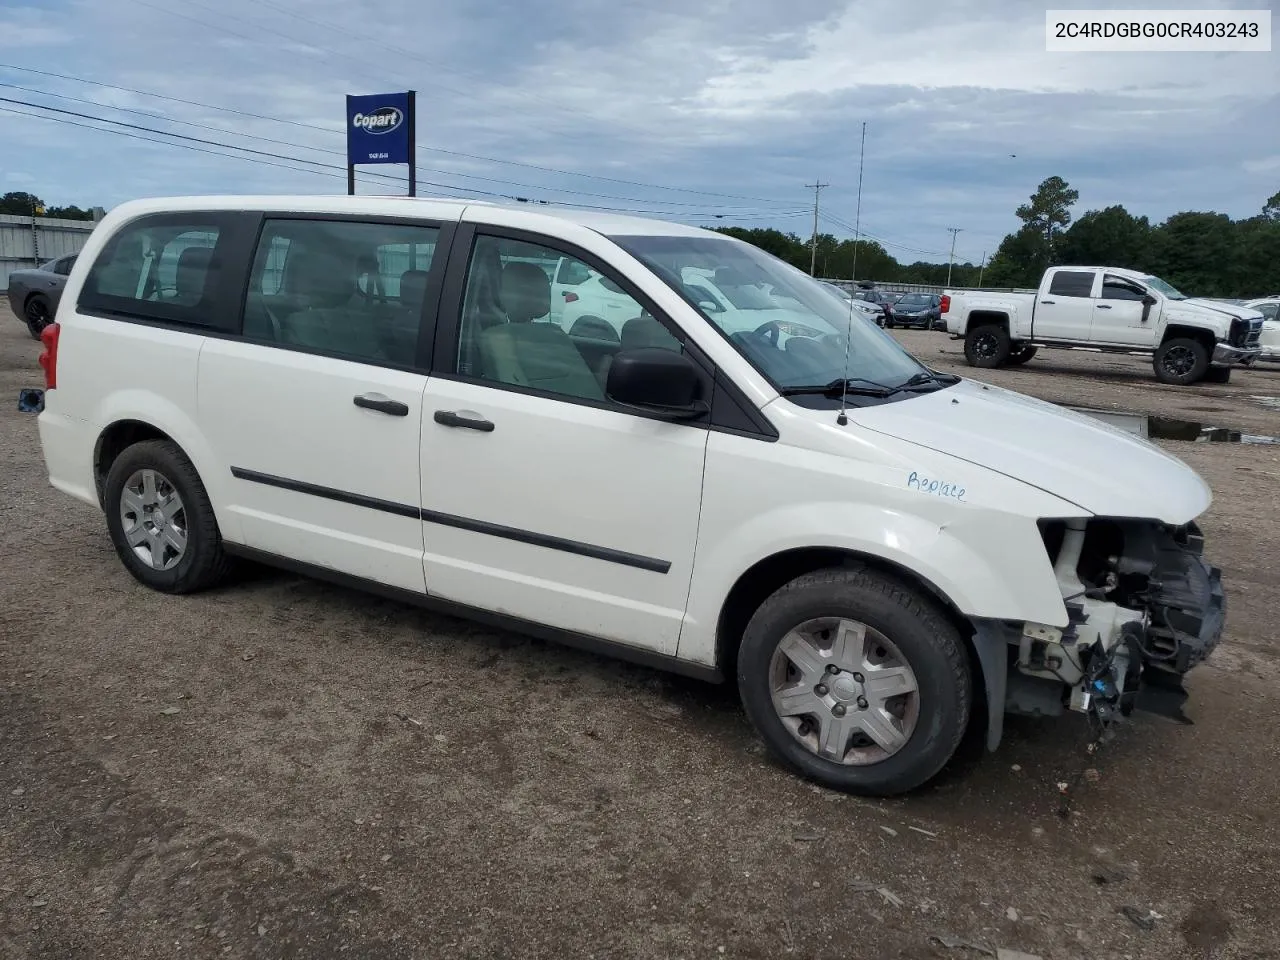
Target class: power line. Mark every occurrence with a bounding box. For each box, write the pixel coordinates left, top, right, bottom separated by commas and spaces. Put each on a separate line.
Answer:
805, 180, 829, 276
0, 61, 801, 209
945, 227, 964, 287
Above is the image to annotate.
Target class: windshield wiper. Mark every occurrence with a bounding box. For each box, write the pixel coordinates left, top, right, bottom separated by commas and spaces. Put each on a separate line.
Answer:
898, 370, 960, 391
780, 377, 899, 398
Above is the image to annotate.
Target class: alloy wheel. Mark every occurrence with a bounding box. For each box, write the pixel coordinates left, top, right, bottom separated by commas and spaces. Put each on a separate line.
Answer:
119, 469, 188, 571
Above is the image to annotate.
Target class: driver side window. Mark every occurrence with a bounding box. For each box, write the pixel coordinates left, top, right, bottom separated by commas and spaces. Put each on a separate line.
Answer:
455, 235, 683, 403
1101, 276, 1147, 301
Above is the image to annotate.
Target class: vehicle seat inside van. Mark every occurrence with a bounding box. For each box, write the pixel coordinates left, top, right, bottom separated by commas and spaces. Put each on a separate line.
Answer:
173, 246, 214, 306
478, 262, 604, 400
279, 248, 386, 359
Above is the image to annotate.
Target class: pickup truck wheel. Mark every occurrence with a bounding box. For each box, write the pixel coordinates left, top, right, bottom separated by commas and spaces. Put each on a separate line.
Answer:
737, 565, 971, 796
964, 325, 1010, 368
1154, 338, 1209, 385
1006, 346, 1038, 366
1203, 366, 1231, 384
103, 440, 233, 594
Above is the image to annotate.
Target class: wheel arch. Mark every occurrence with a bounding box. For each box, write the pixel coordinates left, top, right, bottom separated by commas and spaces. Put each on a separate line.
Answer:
965, 310, 1011, 332
1161, 324, 1215, 349
94, 420, 177, 508
713, 546, 996, 749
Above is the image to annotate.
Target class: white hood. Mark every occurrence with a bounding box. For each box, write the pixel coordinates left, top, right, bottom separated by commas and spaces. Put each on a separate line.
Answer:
848, 379, 1212, 525
1175, 298, 1264, 324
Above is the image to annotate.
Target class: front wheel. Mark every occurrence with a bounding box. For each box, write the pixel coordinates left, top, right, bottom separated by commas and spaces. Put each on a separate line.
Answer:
737, 565, 972, 796
963, 324, 1011, 368
1154, 337, 1209, 385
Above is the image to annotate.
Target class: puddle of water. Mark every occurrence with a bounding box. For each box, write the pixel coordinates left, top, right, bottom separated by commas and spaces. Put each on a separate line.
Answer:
1067, 406, 1280, 445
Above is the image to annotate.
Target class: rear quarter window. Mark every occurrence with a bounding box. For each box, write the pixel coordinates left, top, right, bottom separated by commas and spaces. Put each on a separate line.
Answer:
78, 211, 256, 332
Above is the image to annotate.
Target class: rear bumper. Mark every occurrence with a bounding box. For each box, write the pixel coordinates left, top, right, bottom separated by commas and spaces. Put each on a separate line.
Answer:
36, 406, 100, 509
1212, 342, 1261, 366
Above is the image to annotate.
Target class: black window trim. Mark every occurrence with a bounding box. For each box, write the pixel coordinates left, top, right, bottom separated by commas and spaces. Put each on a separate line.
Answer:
75, 210, 260, 334
235, 211, 457, 373
1099, 274, 1147, 302
431, 221, 778, 441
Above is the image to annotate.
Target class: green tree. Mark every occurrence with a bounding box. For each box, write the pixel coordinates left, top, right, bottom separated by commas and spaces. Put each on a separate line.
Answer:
0, 191, 43, 215
1147, 212, 1241, 297
983, 226, 1050, 288
1058, 205, 1152, 269
1262, 190, 1280, 221
1015, 175, 1079, 258
44, 204, 95, 221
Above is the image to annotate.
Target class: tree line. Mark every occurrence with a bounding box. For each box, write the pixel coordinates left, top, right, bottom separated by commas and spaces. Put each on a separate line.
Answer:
0, 191, 97, 221
713, 178, 1280, 299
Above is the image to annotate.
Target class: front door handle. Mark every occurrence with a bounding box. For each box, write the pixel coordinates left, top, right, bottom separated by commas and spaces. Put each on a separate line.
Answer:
1096, 304, 1113, 310
1039, 300, 1056, 305
354, 393, 409, 416
434, 409, 495, 432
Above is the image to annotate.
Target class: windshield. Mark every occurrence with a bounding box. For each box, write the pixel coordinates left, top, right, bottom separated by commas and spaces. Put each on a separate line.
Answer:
611, 234, 930, 391
1141, 275, 1187, 300
897, 294, 931, 306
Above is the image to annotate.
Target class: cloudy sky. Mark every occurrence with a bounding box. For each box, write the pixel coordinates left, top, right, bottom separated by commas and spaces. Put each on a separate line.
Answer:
1, 0, 1278, 265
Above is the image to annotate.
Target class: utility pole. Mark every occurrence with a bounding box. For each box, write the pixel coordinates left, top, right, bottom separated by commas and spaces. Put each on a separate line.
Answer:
945, 227, 963, 287
850, 121, 867, 284
806, 180, 829, 276
977, 251, 987, 287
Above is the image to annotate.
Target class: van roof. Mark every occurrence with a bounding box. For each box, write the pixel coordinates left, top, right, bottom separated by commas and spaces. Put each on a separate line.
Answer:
104, 194, 723, 239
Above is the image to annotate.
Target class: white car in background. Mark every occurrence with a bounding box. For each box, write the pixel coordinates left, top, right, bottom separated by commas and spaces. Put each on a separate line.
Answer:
1243, 297, 1280, 361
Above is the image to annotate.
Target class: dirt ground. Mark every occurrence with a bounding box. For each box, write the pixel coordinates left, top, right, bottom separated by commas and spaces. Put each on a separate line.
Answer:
2, 315, 1278, 960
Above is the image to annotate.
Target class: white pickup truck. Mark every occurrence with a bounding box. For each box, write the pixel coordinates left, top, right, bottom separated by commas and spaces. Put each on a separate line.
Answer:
942, 266, 1264, 385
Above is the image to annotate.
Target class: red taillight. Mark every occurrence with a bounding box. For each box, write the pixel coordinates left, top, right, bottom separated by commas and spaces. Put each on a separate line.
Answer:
38, 321, 59, 390
563, 292, 579, 303
940, 294, 951, 314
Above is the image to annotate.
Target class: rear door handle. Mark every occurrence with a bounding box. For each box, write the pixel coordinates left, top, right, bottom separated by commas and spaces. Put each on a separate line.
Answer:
354, 393, 409, 416
1096, 304, 1112, 310
434, 410, 495, 432
1039, 300, 1056, 305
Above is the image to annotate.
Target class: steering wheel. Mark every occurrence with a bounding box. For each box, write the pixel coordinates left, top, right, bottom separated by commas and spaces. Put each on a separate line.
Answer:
753, 320, 782, 347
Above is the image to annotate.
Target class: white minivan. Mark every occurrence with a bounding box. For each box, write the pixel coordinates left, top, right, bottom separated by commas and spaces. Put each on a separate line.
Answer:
32, 195, 1227, 795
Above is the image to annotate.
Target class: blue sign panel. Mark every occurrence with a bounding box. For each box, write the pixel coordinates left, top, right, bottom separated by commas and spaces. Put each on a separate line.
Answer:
346, 92, 411, 165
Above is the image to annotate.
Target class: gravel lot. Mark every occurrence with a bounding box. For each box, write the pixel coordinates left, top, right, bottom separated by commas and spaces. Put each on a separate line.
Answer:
2, 315, 1278, 960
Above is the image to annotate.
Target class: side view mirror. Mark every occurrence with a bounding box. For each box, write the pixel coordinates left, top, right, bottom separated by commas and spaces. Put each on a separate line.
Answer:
606, 348, 708, 421
697, 299, 723, 313
1141, 294, 1157, 306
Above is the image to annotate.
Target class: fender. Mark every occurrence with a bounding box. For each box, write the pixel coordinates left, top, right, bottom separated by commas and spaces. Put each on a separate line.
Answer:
677, 498, 1071, 667
90, 386, 243, 544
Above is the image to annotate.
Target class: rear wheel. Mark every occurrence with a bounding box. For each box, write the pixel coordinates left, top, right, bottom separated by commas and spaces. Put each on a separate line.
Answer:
963, 324, 1011, 368
24, 295, 52, 339
1154, 337, 1209, 385
103, 440, 232, 594
737, 565, 972, 796
1006, 345, 1038, 366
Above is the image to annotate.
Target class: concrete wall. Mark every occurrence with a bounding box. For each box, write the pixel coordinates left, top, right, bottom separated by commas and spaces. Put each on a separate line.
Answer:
1, 214, 99, 288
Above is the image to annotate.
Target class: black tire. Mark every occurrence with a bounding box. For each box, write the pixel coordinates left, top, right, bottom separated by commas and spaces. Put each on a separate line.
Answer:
103, 439, 233, 594
1006, 345, 1038, 366
1154, 337, 1209, 385
963, 323, 1010, 368
24, 294, 52, 339
1203, 365, 1231, 384
737, 565, 972, 796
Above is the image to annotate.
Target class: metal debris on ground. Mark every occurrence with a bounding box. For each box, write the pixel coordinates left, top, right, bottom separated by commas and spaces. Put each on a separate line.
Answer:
927, 932, 995, 955
1118, 905, 1162, 931
907, 826, 938, 838
850, 881, 903, 908
879, 826, 898, 837
159, 706, 181, 715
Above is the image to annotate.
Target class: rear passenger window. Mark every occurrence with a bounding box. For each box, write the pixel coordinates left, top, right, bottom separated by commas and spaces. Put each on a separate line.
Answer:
1048, 271, 1096, 298
80, 214, 240, 329
243, 219, 440, 367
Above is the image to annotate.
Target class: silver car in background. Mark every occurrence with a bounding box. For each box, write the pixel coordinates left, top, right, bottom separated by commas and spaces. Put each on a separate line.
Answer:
6, 254, 78, 339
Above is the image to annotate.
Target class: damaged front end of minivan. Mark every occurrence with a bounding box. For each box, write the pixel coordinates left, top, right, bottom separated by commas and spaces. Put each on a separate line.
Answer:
977, 517, 1226, 750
